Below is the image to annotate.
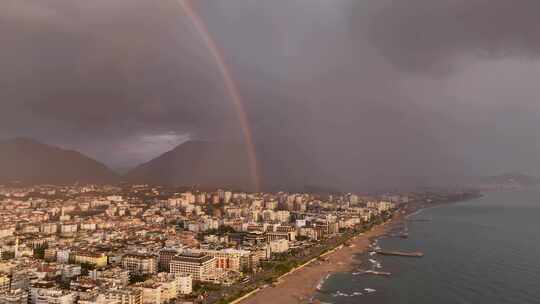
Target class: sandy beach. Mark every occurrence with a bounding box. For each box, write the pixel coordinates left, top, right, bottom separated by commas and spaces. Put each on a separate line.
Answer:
235, 197, 474, 304
238, 221, 394, 304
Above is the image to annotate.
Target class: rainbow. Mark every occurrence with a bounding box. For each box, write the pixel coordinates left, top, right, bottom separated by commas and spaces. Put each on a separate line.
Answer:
177, 0, 261, 192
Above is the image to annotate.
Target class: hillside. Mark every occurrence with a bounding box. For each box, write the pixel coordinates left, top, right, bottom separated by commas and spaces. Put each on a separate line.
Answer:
475, 173, 540, 190
0, 138, 118, 184
126, 140, 332, 192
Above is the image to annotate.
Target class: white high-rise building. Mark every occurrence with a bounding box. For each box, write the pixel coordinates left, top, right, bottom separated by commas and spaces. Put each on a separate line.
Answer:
170, 253, 217, 282
121, 254, 157, 275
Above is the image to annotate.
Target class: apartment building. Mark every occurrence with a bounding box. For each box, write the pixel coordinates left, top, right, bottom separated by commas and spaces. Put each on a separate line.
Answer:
170, 253, 217, 282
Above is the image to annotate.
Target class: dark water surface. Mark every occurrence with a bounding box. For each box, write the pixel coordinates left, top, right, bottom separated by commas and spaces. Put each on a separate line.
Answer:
317, 189, 540, 304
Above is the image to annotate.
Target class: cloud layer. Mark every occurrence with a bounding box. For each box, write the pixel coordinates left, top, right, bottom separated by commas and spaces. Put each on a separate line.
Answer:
368, 0, 540, 73
2, 0, 540, 189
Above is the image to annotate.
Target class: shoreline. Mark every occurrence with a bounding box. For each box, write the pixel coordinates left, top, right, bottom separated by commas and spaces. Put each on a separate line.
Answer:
236, 197, 478, 304
237, 218, 396, 304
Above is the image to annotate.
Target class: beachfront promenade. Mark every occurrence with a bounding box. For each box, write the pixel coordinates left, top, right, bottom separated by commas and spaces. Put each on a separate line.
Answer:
237, 223, 391, 304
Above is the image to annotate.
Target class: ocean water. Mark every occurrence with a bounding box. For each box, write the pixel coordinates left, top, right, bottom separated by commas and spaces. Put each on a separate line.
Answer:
317, 189, 540, 304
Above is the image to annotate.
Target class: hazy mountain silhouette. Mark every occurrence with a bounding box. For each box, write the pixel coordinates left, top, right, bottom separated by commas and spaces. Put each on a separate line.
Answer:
126, 140, 333, 192
476, 173, 540, 189
0, 138, 118, 184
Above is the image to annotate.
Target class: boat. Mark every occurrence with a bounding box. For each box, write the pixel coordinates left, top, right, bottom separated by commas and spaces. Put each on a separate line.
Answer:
333, 291, 349, 297
364, 288, 376, 293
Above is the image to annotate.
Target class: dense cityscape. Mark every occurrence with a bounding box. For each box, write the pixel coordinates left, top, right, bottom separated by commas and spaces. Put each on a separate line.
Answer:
0, 183, 478, 304
2, 0, 539, 303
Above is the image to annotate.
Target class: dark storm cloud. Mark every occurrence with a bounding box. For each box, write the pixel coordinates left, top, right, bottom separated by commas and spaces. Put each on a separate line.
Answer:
175, 0, 468, 188
363, 0, 540, 178
367, 0, 540, 73
2, 0, 540, 189
0, 0, 242, 150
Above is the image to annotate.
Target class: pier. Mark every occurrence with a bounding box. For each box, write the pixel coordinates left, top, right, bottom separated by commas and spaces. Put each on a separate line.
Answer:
376, 250, 424, 257
364, 270, 392, 276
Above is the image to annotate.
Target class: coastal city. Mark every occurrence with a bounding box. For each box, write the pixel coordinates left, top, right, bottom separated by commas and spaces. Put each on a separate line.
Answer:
1, 0, 538, 303
0, 183, 477, 304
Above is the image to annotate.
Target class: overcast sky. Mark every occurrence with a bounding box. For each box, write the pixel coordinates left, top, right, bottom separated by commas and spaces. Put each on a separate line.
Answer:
1, 0, 540, 188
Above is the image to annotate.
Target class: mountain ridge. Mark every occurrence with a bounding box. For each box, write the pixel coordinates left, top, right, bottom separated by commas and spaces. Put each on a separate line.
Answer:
125, 139, 333, 192
474, 173, 540, 190
0, 137, 119, 185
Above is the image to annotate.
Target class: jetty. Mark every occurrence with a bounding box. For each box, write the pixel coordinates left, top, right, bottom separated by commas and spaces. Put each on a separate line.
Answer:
364, 270, 392, 276
376, 250, 424, 257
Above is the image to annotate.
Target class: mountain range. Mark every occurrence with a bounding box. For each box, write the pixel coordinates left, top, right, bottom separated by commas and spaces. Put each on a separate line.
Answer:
3, 138, 537, 192
125, 140, 332, 191
0, 138, 329, 191
0, 138, 118, 185
125, 141, 254, 190
473, 173, 540, 190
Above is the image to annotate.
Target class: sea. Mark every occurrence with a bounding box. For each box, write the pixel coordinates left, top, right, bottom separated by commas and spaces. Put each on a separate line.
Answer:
316, 188, 540, 304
